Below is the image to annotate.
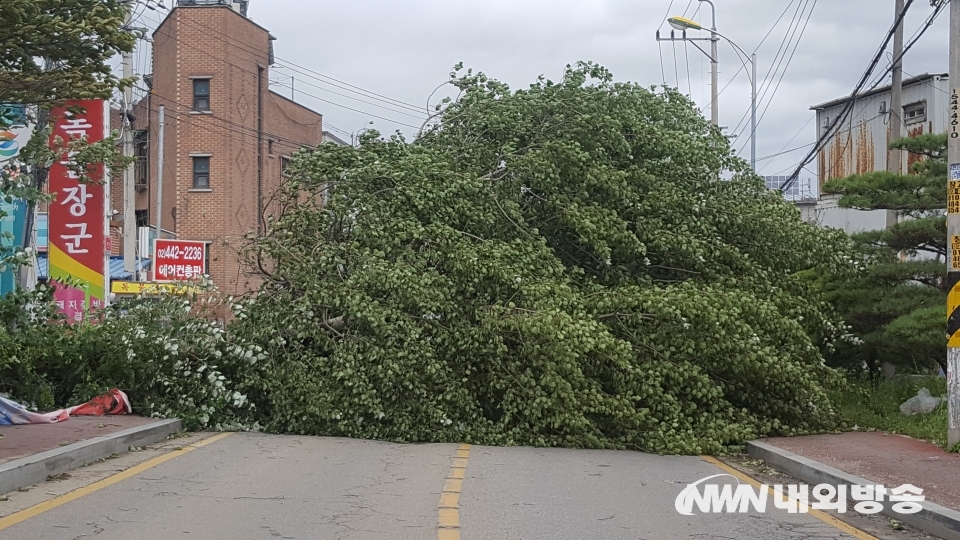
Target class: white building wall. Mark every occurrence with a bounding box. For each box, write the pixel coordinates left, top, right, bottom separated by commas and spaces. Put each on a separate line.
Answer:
814, 74, 948, 187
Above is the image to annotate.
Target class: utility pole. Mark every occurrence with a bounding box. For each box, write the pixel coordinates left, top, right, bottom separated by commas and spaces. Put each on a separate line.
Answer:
658, 3, 758, 169
887, 0, 906, 230
888, 0, 905, 175
947, 0, 960, 449
750, 52, 757, 170
657, 1, 718, 126
155, 105, 165, 253
708, 2, 719, 126
121, 0, 137, 278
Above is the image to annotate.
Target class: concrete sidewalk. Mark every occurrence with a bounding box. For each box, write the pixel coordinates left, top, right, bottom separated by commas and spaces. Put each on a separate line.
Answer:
762, 431, 960, 511
0, 416, 157, 464
0, 416, 182, 495
750, 431, 960, 540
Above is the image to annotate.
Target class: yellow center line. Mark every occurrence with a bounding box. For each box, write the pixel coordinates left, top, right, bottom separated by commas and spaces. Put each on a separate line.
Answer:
438, 443, 471, 540
0, 432, 234, 531
702, 455, 878, 540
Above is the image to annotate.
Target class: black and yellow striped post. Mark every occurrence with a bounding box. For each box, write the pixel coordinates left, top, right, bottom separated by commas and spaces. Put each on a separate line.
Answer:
948, 0, 960, 449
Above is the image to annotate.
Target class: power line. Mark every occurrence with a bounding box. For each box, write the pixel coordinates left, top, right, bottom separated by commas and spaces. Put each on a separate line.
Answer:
268, 74, 426, 120
734, 0, 818, 157
148, 19, 425, 130
781, 0, 918, 191
756, 141, 816, 162
267, 80, 423, 130
659, 0, 678, 28
672, 41, 681, 90
758, 115, 814, 173
269, 67, 426, 119
755, 0, 800, 54
133, 83, 321, 149
170, 15, 425, 113
757, 0, 817, 126
696, 0, 798, 117
123, 10, 427, 132
271, 60, 424, 113
729, 0, 814, 150
782, 0, 946, 189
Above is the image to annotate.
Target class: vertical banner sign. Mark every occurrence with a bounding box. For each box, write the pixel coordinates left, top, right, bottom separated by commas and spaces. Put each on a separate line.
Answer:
0, 197, 27, 296
153, 239, 206, 282
48, 100, 107, 322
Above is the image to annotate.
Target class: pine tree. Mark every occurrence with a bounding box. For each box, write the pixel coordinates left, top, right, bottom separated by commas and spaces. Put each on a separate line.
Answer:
821, 134, 947, 373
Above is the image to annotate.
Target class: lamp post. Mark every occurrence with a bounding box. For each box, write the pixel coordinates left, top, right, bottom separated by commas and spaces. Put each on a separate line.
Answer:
658, 7, 758, 170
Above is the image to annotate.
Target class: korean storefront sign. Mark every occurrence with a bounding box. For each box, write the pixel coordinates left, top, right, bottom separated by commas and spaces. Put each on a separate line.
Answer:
48, 100, 108, 322
153, 239, 206, 282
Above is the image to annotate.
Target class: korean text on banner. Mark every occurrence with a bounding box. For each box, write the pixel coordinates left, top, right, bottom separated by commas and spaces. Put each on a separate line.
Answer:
48, 100, 107, 322
153, 239, 206, 282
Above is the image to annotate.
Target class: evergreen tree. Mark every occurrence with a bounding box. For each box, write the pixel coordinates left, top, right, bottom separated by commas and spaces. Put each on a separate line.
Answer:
821, 134, 947, 374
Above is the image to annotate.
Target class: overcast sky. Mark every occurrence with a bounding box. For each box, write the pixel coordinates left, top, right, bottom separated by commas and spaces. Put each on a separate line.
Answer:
140, 0, 951, 181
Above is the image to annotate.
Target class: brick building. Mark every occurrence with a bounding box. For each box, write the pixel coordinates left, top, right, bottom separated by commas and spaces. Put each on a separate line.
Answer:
110, 0, 323, 295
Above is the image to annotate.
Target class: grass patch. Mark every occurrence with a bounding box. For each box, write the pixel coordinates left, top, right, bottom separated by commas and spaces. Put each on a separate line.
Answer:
831, 376, 951, 450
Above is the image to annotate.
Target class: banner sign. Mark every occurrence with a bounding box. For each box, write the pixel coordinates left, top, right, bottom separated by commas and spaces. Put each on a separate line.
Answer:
36, 213, 47, 252
0, 196, 28, 296
48, 100, 108, 321
0, 103, 33, 165
153, 239, 206, 282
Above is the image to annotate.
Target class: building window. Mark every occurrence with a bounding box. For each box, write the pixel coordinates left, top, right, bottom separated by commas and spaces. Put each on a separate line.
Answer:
135, 209, 149, 228
134, 130, 148, 191
904, 101, 926, 125
280, 156, 291, 178
193, 156, 210, 189
193, 79, 210, 111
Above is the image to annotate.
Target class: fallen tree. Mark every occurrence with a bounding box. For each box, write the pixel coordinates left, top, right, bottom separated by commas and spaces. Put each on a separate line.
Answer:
232, 63, 852, 453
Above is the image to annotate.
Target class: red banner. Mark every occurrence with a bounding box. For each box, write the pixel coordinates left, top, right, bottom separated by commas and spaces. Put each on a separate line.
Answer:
153, 239, 206, 282
48, 100, 108, 321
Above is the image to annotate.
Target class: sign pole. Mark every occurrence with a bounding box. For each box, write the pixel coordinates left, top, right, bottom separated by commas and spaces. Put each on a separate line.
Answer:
103, 100, 111, 308
947, 0, 960, 449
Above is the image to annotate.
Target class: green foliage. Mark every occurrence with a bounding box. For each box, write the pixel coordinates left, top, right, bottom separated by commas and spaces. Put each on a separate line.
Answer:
0, 0, 135, 292
0, 286, 254, 430
831, 376, 949, 449
821, 134, 947, 374
823, 170, 944, 212
231, 63, 849, 453
0, 0, 135, 106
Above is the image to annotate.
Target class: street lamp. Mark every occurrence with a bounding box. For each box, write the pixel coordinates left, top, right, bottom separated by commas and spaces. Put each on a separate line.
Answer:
657, 2, 758, 171
667, 16, 701, 32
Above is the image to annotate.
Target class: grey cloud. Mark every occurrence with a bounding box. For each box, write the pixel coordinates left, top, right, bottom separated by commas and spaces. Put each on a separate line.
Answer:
246, 0, 949, 177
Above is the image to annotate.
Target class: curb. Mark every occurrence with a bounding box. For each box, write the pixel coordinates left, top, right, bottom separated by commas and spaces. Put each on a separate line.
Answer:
747, 440, 960, 540
0, 418, 182, 496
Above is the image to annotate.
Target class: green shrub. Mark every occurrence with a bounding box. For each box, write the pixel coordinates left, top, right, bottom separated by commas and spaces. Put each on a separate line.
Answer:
0, 285, 255, 430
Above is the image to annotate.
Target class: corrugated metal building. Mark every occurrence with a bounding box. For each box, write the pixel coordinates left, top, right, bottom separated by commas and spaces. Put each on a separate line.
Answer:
812, 73, 949, 188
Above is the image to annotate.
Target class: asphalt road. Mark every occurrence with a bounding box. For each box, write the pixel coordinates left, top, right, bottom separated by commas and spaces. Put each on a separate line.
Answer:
0, 433, 865, 540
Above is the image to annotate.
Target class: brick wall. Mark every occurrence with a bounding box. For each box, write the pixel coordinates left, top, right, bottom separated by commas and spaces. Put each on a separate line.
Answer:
134, 5, 322, 295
